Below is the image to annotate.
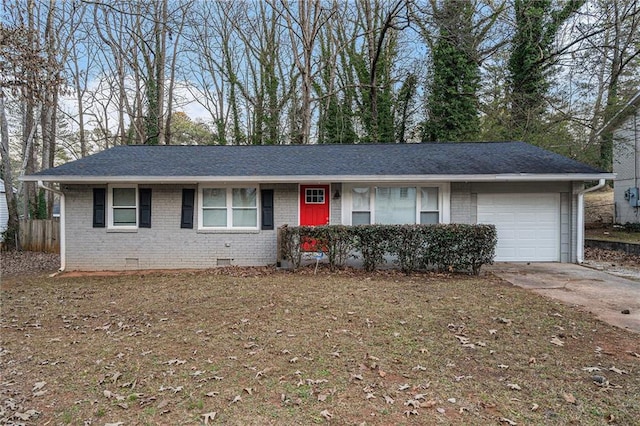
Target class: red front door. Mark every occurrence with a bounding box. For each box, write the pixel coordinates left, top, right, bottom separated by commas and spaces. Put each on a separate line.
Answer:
300, 185, 330, 226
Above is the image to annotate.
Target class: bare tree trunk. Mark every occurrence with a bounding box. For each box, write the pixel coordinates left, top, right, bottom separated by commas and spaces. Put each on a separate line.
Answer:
0, 93, 20, 248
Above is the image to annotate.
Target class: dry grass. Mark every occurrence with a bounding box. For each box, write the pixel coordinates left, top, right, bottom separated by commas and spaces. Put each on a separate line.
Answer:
2, 268, 639, 425
584, 186, 615, 226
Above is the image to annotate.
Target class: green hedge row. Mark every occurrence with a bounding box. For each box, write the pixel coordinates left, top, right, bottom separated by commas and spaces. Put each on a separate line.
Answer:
279, 224, 497, 275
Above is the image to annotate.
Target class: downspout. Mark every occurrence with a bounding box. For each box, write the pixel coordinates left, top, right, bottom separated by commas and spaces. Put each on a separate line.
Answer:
38, 180, 65, 272
577, 178, 606, 264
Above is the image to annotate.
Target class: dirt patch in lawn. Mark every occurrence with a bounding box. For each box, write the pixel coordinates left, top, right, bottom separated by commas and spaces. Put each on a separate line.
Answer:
1, 267, 639, 425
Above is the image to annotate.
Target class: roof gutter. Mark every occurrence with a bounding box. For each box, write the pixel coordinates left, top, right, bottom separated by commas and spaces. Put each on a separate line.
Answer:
22, 173, 615, 184
576, 178, 607, 264
38, 181, 65, 273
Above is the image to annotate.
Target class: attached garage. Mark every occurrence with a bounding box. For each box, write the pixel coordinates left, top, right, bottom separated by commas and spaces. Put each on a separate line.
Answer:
477, 193, 560, 262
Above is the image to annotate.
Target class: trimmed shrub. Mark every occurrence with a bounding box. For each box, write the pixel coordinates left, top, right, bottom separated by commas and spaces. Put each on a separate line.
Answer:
279, 223, 497, 275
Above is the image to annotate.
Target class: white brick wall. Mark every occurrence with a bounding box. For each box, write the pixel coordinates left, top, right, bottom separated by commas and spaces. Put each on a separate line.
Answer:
64, 183, 298, 270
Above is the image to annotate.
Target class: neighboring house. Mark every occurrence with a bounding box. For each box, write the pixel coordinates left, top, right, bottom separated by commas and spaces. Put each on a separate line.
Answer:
22, 142, 613, 271
607, 91, 640, 224
0, 179, 8, 241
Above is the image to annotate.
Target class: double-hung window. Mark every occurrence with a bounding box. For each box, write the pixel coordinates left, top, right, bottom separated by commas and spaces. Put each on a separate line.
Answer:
349, 185, 441, 225
200, 187, 258, 229
108, 185, 138, 228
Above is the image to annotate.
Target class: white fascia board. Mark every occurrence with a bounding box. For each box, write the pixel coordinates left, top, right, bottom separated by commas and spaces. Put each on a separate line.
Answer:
22, 173, 615, 184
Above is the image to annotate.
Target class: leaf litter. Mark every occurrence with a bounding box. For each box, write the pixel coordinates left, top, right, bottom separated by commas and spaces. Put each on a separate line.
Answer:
1, 267, 639, 424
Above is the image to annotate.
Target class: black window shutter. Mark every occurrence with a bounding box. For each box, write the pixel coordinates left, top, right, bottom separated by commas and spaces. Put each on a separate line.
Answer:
139, 188, 152, 228
261, 189, 274, 230
181, 188, 195, 229
93, 188, 106, 228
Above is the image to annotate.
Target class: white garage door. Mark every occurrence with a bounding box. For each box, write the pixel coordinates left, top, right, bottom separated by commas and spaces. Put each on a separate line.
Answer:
477, 193, 560, 262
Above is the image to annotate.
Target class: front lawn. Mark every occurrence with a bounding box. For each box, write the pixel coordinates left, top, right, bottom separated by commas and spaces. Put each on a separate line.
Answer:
1, 268, 639, 425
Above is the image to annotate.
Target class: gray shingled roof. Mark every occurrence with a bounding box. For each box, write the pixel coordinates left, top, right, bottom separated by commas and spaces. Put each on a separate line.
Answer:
25, 142, 610, 182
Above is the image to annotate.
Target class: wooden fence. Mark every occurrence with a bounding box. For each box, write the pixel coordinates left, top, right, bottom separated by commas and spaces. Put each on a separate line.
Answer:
19, 219, 60, 253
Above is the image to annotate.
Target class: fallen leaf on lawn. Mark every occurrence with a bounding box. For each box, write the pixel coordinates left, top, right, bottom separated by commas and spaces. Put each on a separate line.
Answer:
383, 395, 394, 404
405, 399, 420, 408
412, 365, 427, 371
244, 387, 253, 395
205, 391, 219, 397
378, 369, 386, 377
454, 335, 470, 344
14, 410, 38, 421
403, 409, 419, 416
104, 390, 114, 399
498, 364, 509, 369
202, 411, 217, 425
117, 402, 128, 409
497, 317, 512, 325
436, 407, 445, 414
500, 418, 517, 425
33, 390, 47, 397
350, 373, 363, 381
447, 398, 456, 403
365, 393, 376, 400
550, 337, 564, 346
507, 383, 521, 391
330, 351, 340, 358
398, 384, 410, 391
320, 409, 333, 420
609, 366, 627, 375
531, 403, 539, 411
563, 393, 576, 404
32, 381, 46, 391
582, 366, 601, 372
104, 423, 124, 426
230, 395, 242, 404
476, 341, 487, 347
317, 393, 328, 402
157, 400, 169, 409
422, 400, 437, 408
489, 329, 497, 335
528, 357, 536, 364
289, 357, 298, 363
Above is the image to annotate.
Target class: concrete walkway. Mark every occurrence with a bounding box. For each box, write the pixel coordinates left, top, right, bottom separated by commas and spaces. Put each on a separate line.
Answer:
487, 263, 640, 334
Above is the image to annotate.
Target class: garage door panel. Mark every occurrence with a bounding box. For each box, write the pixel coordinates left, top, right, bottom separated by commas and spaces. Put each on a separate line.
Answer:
478, 193, 560, 262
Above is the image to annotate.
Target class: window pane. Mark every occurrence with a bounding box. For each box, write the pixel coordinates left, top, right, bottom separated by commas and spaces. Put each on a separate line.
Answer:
305, 188, 324, 203
202, 209, 227, 227
421, 187, 439, 211
352, 211, 371, 225
203, 188, 226, 207
113, 208, 136, 225
233, 208, 257, 227
420, 211, 439, 224
113, 188, 135, 206
232, 188, 257, 207
352, 187, 370, 211
375, 187, 416, 224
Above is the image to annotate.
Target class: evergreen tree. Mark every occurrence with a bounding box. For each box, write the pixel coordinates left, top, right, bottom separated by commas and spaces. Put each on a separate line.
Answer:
423, 0, 480, 142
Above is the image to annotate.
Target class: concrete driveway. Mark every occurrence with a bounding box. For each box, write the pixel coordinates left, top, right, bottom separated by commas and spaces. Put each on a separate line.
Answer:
487, 263, 640, 334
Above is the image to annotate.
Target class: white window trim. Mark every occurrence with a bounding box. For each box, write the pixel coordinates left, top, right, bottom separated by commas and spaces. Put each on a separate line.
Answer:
342, 183, 451, 225
107, 184, 138, 229
198, 185, 260, 230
